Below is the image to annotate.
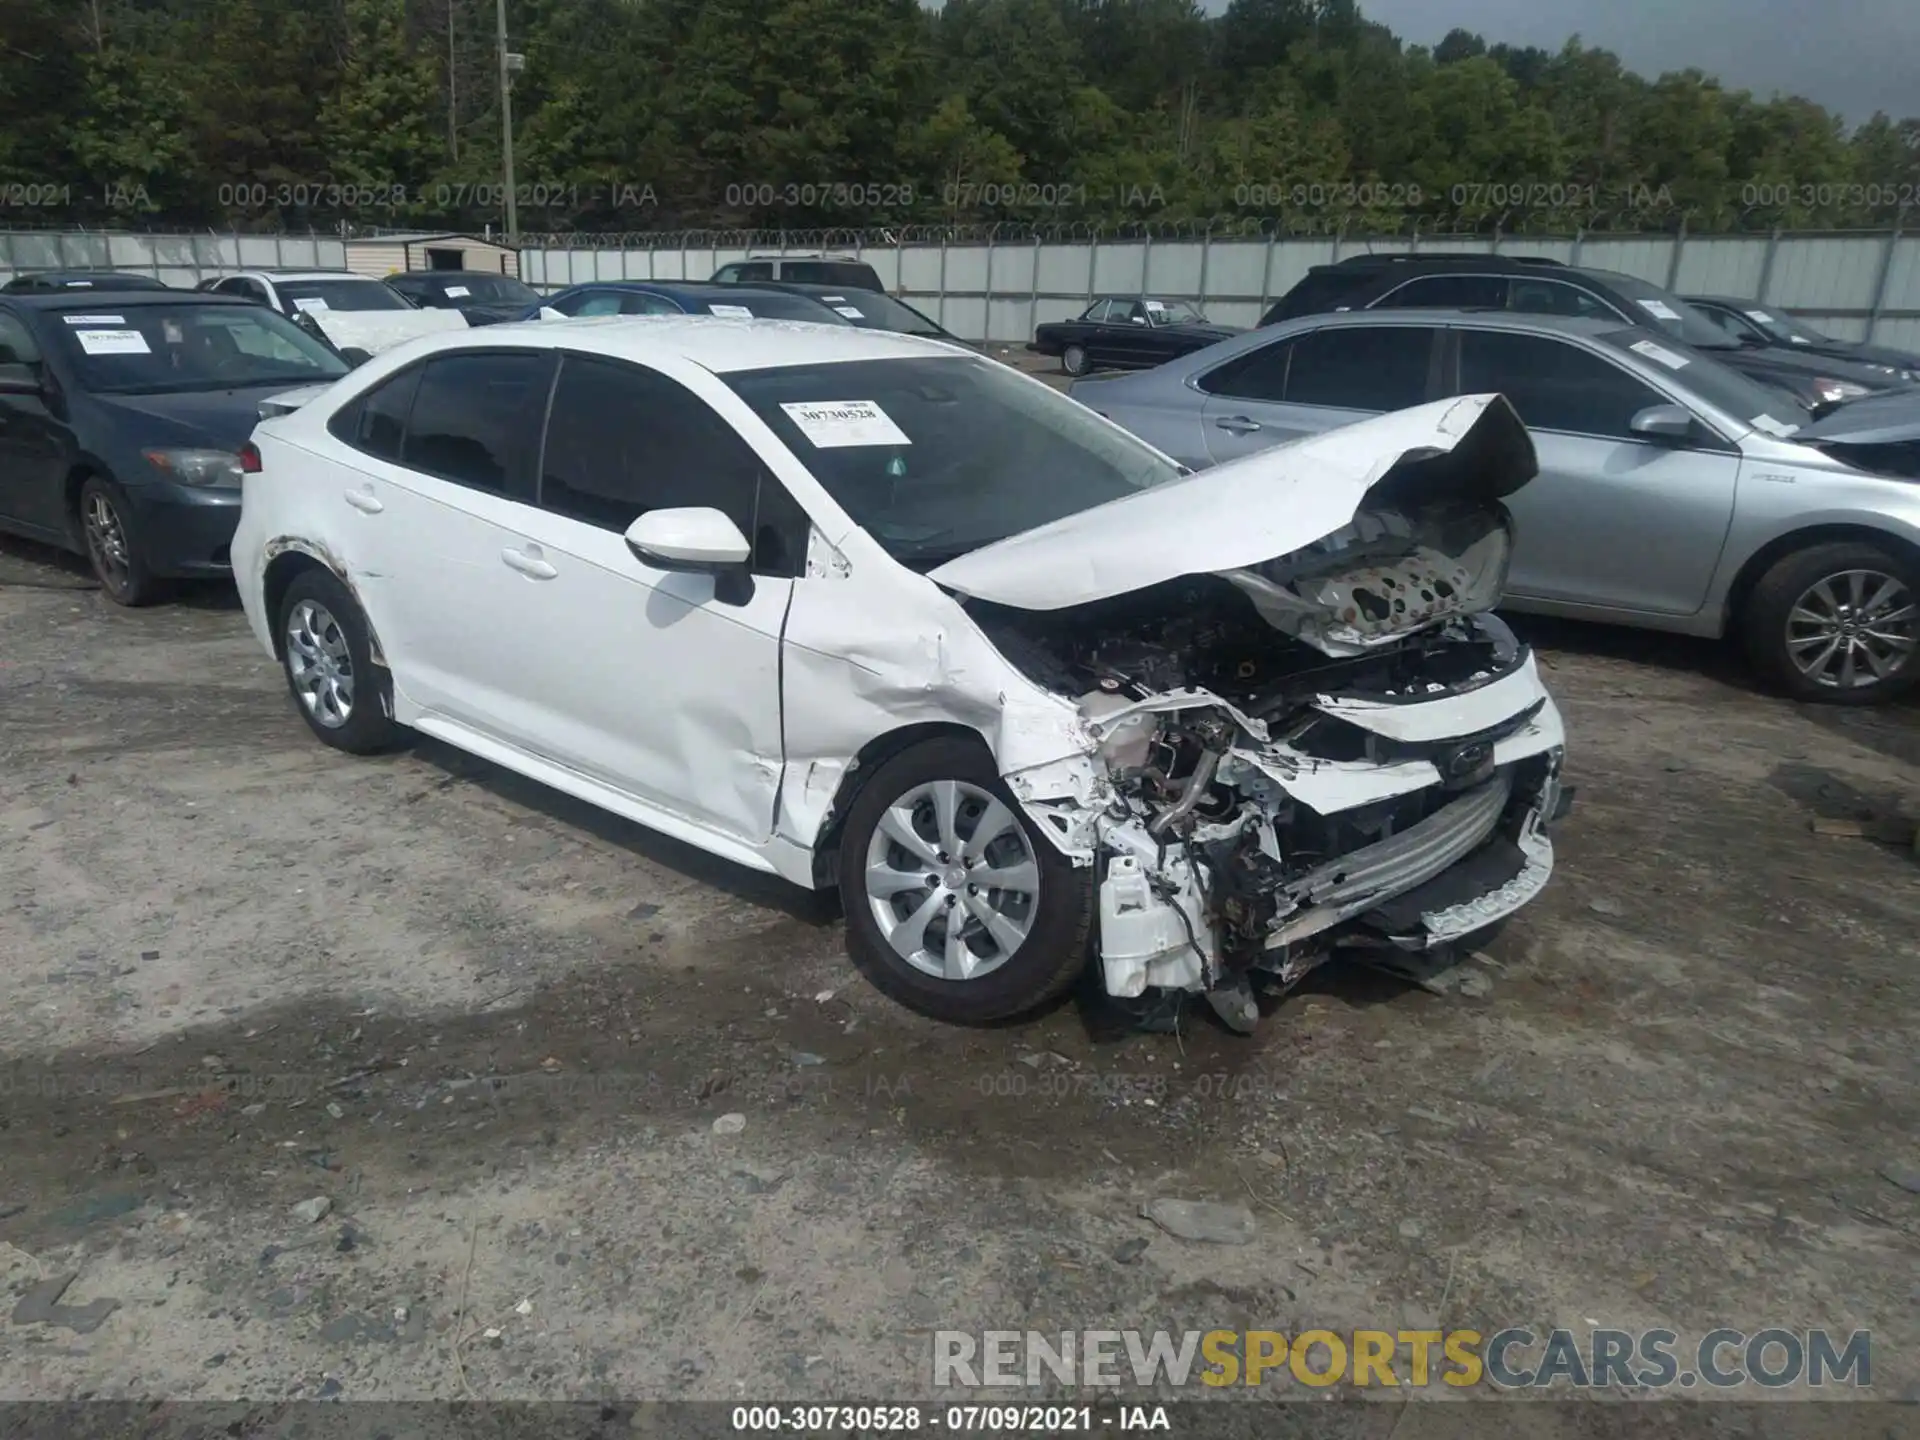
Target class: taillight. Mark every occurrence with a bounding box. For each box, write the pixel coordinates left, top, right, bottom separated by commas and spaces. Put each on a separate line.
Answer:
238, 442, 262, 474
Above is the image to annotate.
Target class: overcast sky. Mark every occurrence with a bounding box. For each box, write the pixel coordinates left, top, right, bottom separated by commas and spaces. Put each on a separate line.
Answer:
1337, 0, 1920, 125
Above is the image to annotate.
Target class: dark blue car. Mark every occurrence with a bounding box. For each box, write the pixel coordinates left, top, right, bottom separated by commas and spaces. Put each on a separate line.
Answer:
519, 280, 855, 326
0, 289, 350, 604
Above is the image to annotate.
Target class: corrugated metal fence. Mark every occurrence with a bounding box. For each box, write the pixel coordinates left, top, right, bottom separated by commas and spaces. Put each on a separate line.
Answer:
520, 229, 1920, 349
6, 226, 1917, 349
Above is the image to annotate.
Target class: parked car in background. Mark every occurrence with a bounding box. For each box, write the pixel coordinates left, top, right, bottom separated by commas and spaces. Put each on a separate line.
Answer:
1072, 308, 1920, 704
710, 253, 886, 293
385, 270, 543, 326
1031, 297, 1244, 376
194, 270, 467, 358
751, 281, 964, 343
1683, 295, 1920, 382
1259, 253, 1911, 411
521, 281, 856, 327
0, 289, 349, 603
5, 271, 173, 293
232, 319, 1567, 1030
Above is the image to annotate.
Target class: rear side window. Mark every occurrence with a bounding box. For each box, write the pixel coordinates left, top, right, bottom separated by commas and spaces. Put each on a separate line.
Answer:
329, 365, 422, 462
1373, 274, 1508, 310
399, 351, 553, 499
1285, 326, 1434, 410
1198, 339, 1291, 401
1263, 269, 1371, 322
786, 261, 883, 291
719, 263, 773, 282
539, 354, 808, 577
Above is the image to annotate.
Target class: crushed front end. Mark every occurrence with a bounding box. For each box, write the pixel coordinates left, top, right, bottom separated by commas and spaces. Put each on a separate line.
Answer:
972, 492, 1568, 1027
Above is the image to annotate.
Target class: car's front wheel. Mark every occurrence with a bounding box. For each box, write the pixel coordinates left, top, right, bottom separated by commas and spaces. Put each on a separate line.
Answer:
838, 736, 1094, 1024
277, 567, 405, 753
1743, 540, 1920, 704
1061, 344, 1091, 377
79, 477, 162, 606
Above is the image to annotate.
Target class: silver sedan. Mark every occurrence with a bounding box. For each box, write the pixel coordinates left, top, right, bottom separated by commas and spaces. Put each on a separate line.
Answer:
1071, 309, 1920, 704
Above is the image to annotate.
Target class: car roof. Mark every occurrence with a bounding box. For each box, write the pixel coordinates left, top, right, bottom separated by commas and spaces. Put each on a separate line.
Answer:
4, 271, 172, 288
738, 252, 862, 262
387, 313, 962, 372
1269, 307, 1632, 339
560, 279, 828, 302
1321, 252, 1568, 273
8, 289, 259, 310
1681, 294, 1756, 307
219, 270, 382, 282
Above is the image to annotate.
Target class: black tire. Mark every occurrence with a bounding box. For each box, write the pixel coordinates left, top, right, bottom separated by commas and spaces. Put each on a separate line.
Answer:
78, 476, 164, 606
837, 736, 1094, 1025
1061, 344, 1091, 377
276, 567, 405, 754
1741, 540, 1920, 705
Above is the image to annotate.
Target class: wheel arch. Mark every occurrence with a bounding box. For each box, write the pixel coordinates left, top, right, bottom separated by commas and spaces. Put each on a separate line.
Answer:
262, 540, 388, 669
1722, 523, 1920, 632
805, 721, 996, 889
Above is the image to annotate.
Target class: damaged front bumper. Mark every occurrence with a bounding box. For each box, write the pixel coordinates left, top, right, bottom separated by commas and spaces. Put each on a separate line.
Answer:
1083, 630, 1569, 1002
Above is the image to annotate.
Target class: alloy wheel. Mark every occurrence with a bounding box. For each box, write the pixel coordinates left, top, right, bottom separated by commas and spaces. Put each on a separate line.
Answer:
863, 779, 1040, 982
83, 492, 131, 593
285, 598, 356, 728
1784, 568, 1916, 691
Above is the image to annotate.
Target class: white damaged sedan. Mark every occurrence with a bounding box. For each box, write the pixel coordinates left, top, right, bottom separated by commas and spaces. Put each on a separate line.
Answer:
233, 317, 1569, 1029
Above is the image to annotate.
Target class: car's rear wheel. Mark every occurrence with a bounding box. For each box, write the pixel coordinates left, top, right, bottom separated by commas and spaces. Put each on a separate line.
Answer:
79, 477, 163, 606
1742, 540, 1920, 704
838, 736, 1094, 1025
277, 567, 404, 753
1061, 344, 1091, 377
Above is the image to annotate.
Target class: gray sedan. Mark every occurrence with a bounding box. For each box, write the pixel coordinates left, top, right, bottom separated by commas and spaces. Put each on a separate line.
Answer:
1071, 310, 1920, 703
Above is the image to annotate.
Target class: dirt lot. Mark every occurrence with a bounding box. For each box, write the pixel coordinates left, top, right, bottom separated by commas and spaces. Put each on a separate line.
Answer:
2, 527, 1918, 1415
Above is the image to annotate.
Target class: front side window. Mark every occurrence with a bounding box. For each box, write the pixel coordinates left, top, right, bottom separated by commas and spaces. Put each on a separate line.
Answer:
724, 355, 1181, 567
1460, 330, 1663, 439
399, 351, 553, 499
43, 302, 348, 394
1508, 278, 1619, 321
539, 354, 809, 577
0, 310, 42, 365
1080, 300, 1113, 323
1284, 326, 1434, 410
566, 292, 626, 316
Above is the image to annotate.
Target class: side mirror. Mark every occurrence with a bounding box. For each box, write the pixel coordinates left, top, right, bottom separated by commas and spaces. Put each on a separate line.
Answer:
1629, 403, 1695, 443
340, 347, 372, 369
624, 507, 754, 604
0, 360, 41, 394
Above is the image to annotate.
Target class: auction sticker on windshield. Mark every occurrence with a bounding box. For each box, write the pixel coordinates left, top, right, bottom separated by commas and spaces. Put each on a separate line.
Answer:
62, 314, 126, 326
1636, 298, 1681, 321
780, 399, 912, 448
709, 303, 754, 317
1745, 310, 1776, 324
1630, 339, 1690, 370
834, 306, 865, 318
73, 329, 151, 356
445, 285, 470, 297
292, 297, 329, 313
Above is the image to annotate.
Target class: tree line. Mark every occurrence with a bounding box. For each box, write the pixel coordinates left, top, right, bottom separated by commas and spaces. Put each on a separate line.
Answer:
2, 0, 1917, 237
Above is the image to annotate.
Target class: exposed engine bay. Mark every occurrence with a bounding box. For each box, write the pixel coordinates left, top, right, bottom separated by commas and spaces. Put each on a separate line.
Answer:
968, 495, 1567, 1029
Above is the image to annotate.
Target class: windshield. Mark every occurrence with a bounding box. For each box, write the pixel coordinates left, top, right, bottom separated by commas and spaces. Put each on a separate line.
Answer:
784, 261, 884, 290
1739, 305, 1833, 346
725, 356, 1181, 565
806, 290, 947, 337
1597, 327, 1808, 435
1586, 270, 1738, 350
692, 290, 855, 325
278, 279, 411, 314
1145, 299, 1205, 326
425, 275, 538, 305
45, 302, 350, 395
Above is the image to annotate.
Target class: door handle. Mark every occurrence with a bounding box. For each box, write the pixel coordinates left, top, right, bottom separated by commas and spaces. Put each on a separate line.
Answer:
344, 486, 383, 514
501, 545, 557, 580
1215, 415, 1263, 434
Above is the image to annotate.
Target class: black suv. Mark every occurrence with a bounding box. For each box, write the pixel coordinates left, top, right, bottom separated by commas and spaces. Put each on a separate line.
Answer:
1260, 254, 1909, 410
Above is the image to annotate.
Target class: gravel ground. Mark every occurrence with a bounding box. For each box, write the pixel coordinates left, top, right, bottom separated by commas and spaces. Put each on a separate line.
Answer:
2, 530, 1918, 1417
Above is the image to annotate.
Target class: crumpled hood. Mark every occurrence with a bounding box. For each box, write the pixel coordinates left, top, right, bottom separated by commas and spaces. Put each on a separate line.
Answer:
311, 308, 468, 354
928, 393, 1536, 611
